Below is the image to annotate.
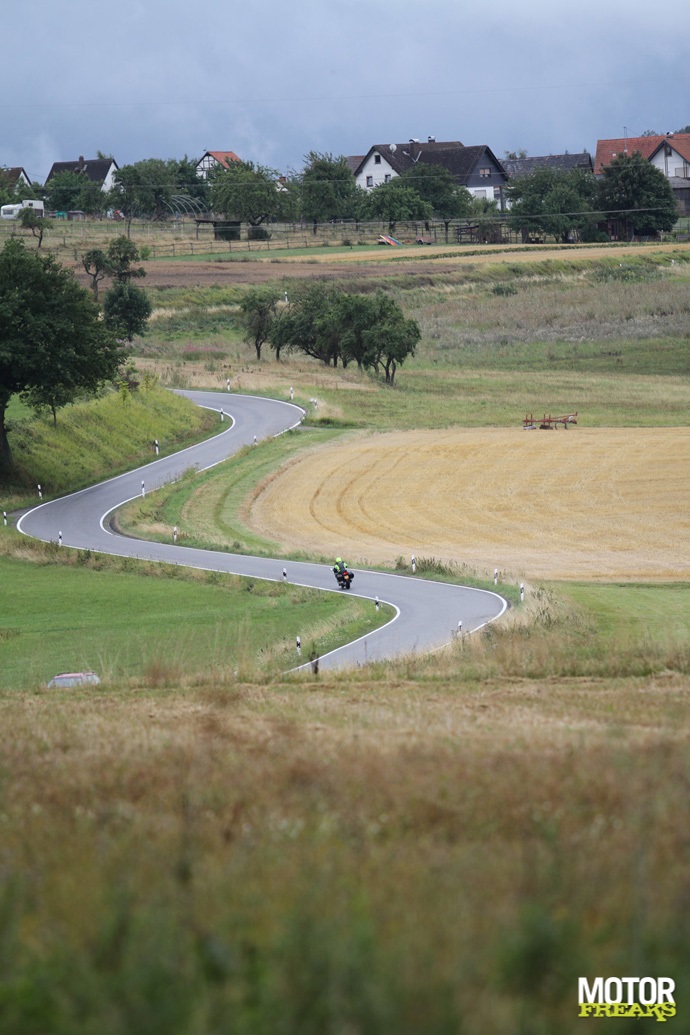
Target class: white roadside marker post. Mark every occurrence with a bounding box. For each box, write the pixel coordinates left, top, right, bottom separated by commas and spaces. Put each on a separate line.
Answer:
494, 568, 498, 586
3, 511, 6, 527
290, 386, 294, 400
58, 531, 62, 547
283, 568, 287, 582
411, 554, 416, 574
141, 480, 145, 498
154, 438, 159, 456
296, 635, 301, 656
375, 596, 380, 612
520, 583, 525, 603
37, 484, 42, 500
173, 526, 178, 544
220, 409, 225, 422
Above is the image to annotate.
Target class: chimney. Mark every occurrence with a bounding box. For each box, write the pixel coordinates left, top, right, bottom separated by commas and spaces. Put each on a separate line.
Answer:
427, 135, 436, 143
409, 138, 419, 160
78, 155, 85, 169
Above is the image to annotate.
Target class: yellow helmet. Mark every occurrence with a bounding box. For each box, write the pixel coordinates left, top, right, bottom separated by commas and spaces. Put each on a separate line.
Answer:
336, 557, 342, 564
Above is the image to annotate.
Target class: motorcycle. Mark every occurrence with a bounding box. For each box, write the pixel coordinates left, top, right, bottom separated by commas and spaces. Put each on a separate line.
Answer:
335, 567, 354, 590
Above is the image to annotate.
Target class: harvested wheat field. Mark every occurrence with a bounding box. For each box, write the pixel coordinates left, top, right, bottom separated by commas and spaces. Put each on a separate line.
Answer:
247, 427, 690, 580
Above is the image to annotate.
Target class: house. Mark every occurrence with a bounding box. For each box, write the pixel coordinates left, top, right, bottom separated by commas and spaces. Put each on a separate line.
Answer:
196, 150, 241, 179
594, 133, 690, 178
501, 152, 594, 179
595, 133, 690, 217
0, 166, 32, 190
353, 138, 508, 206
44, 155, 119, 191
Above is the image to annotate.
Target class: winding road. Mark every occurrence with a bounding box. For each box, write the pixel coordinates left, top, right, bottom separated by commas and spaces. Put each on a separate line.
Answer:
17, 391, 507, 670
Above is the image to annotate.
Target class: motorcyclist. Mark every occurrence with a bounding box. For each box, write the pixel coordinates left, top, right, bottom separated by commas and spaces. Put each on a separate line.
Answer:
333, 557, 347, 580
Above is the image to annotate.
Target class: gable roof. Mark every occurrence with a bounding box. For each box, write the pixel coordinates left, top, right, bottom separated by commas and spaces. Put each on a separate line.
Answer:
594, 134, 690, 174
0, 166, 31, 189
45, 156, 118, 185
502, 153, 593, 178
346, 155, 365, 175
354, 141, 507, 185
198, 150, 241, 167
354, 140, 465, 178
647, 136, 690, 165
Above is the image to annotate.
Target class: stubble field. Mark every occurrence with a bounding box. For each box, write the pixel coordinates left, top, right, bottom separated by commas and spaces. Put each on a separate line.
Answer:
245, 426, 690, 580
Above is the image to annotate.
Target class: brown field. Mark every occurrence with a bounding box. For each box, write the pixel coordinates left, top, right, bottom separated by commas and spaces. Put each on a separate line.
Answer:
246, 427, 690, 580
69, 239, 690, 290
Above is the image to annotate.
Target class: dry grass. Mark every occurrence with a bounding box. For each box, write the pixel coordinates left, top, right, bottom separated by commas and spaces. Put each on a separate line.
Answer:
2, 661, 690, 1031
244, 426, 690, 580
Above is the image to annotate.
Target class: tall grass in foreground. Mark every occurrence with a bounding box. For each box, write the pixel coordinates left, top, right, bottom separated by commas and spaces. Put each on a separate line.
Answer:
2, 660, 690, 1034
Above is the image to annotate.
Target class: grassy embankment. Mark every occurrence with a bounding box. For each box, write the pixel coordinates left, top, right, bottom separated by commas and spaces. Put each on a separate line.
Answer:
0, 386, 392, 689
1, 245, 690, 1031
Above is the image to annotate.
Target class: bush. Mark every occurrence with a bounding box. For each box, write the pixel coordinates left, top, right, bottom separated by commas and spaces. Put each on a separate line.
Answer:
248, 225, 271, 241
491, 282, 518, 297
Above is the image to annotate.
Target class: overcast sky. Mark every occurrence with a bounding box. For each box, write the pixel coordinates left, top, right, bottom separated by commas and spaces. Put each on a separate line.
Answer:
3, 0, 689, 183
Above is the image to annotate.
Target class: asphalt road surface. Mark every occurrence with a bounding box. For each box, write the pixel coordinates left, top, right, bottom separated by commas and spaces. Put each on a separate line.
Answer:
17, 391, 507, 670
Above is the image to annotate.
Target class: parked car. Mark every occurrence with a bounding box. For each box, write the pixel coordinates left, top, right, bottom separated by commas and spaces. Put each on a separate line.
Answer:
47, 671, 101, 688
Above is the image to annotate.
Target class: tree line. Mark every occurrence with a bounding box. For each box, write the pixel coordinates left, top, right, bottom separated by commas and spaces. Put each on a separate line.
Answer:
240, 285, 420, 384
1, 146, 681, 242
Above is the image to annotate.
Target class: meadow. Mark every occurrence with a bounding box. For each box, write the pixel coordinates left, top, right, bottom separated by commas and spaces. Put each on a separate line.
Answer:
1, 240, 690, 1032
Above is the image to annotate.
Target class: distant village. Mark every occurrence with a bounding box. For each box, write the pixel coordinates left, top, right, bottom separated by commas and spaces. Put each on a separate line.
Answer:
1, 130, 689, 243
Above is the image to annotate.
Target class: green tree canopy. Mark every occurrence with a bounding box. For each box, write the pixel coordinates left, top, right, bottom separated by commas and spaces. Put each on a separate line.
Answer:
269, 285, 419, 381
598, 152, 678, 237
107, 236, 146, 283
45, 170, 87, 213
103, 282, 152, 343
239, 287, 281, 359
506, 167, 599, 242
211, 161, 282, 226
0, 240, 125, 464
82, 248, 112, 301
359, 179, 432, 233
17, 207, 52, 249
400, 163, 473, 240
299, 153, 358, 231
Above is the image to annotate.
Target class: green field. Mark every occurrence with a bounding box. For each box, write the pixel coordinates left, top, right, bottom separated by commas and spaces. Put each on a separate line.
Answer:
0, 543, 393, 690
1, 243, 689, 1033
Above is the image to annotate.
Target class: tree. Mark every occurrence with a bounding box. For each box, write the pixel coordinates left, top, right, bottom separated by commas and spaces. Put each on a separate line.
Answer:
598, 152, 678, 237
103, 282, 152, 343
0, 240, 125, 465
107, 236, 146, 283
400, 163, 473, 241
270, 285, 420, 381
364, 292, 420, 384
45, 170, 87, 213
17, 207, 52, 249
239, 287, 281, 360
360, 179, 432, 233
506, 167, 599, 242
211, 161, 282, 226
299, 153, 358, 232
270, 284, 343, 365
82, 248, 112, 301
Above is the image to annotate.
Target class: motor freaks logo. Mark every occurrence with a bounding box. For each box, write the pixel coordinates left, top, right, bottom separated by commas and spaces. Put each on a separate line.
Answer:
578, 977, 676, 1021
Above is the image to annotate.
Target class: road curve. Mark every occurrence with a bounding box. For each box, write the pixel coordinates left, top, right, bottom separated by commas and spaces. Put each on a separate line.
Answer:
17, 390, 507, 670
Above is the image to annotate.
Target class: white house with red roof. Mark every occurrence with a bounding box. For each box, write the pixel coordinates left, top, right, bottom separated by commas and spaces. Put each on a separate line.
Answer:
595, 133, 690, 216
196, 150, 241, 178
594, 133, 690, 178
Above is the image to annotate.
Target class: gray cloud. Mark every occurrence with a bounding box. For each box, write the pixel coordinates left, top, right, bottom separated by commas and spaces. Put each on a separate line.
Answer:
2, 0, 688, 182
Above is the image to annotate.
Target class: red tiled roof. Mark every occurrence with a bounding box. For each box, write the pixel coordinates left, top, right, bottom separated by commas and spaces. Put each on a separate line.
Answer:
206, 151, 240, 164
595, 134, 690, 174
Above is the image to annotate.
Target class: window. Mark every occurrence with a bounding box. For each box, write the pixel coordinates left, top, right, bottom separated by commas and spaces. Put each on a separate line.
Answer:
366, 175, 373, 187
374, 153, 381, 164
474, 190, 487, 199
384, 174, 391, 183
493, 187, 502, 200
479, 167, 491, 178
